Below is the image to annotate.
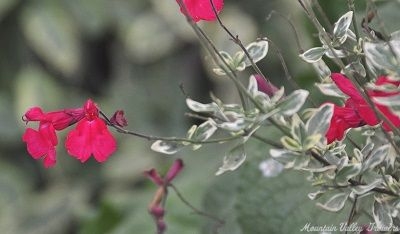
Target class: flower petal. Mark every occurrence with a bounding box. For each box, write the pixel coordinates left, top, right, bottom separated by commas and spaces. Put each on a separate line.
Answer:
178, 0, 224, 22
166, 159, 184, 183
331, 73, 363, 101
22, 128, 48, 159
65, 118, 116, 163
144, 168, 164, 186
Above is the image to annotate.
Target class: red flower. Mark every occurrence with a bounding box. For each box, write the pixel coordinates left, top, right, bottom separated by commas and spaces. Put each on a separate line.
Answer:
22, 123, 57, 168
65, 99, 117, 163
176, 0, 224, 22
325, 73, 400, 143
22, 105, 85, 167
110, 110, 128, 127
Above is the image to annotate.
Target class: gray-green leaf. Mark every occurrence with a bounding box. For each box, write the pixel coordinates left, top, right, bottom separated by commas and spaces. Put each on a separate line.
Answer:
316, 192, 349, 212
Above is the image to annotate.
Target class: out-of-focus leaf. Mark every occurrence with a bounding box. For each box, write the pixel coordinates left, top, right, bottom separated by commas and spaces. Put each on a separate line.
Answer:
15, 66, 65, 119
364, 40, 400, 74
315, 82, 345, 98
151, 140, 184, 155
21, 2, 81, 76
80, 202, 122, 234
64, 0, 111, 37
342, 60, 366, 77
123, 12, 177, 63
0, 0, 16, 21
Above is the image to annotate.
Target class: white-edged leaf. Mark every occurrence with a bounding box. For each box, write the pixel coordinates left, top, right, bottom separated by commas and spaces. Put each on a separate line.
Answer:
373, 200, 393, 229
243, 40, 269, 66
315, 83, 345, 98
316, 192, 349, 212
306, 103, 334, 136
308, 189, 327, 200
247, 75, 258, 96
364, 40, 400, 73
150, 140, 184, 155
362, 144, 390, 172
269, 149, 309, 169
373, 95, 400, 117
342, 60, 366, 77
335, 163, 362, 186
215, 144, 246, 175
312, 59, 331, 80
299, 47, 326, 63
186, 99, 218, 113
352, 179, 383, 195
277, 90, 309, 116
332, 11, 353, 45
325, 47, 349, 58
213, 68, 227, 76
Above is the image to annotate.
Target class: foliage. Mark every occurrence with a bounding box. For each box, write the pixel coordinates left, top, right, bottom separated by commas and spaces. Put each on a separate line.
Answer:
3, 0, 400, 233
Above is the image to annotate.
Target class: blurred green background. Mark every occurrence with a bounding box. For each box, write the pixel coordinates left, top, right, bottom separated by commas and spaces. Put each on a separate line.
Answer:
1, 0, 399, 233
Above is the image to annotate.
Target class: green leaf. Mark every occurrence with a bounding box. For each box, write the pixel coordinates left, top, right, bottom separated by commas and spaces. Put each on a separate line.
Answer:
305, 103, 334, 137
21, 2, 81, 76
243, 40, 269, 66
325, 47, 349, 58
215, 144, 246, 175
276, 90, 309, 116
373, 200, 393, 229
0, 0, 16, 21
335, 163, 362, 186
332, 11, 353, 46
150, 140, 184, 155
316, 192, 349, 212
299, 47, 326, 63
80, 202, 122, 234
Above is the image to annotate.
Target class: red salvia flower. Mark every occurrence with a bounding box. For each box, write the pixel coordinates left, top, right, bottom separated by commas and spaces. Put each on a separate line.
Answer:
65, 99, 117, 163
176, 0, 224, 22
22, 105, 85, 167
23, 99, 119, 167
326, 73, 400, 143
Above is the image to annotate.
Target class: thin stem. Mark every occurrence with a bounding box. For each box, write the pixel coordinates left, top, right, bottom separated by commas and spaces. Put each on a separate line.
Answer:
313, 0, 333, 32
169, 184, 225, 233
251, 133, 282, 148
209, 0, 266, 79
266, 10, 304, 53
100, 111, 242, 144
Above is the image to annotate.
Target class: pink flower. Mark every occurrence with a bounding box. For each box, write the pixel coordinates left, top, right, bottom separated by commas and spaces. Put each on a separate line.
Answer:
144, 159, 184, 234
326, 73, 400, 143
65, 99, 117, 163
254, 74, 279, 97
176, 0, 224, 22
110, 110, 128, 127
